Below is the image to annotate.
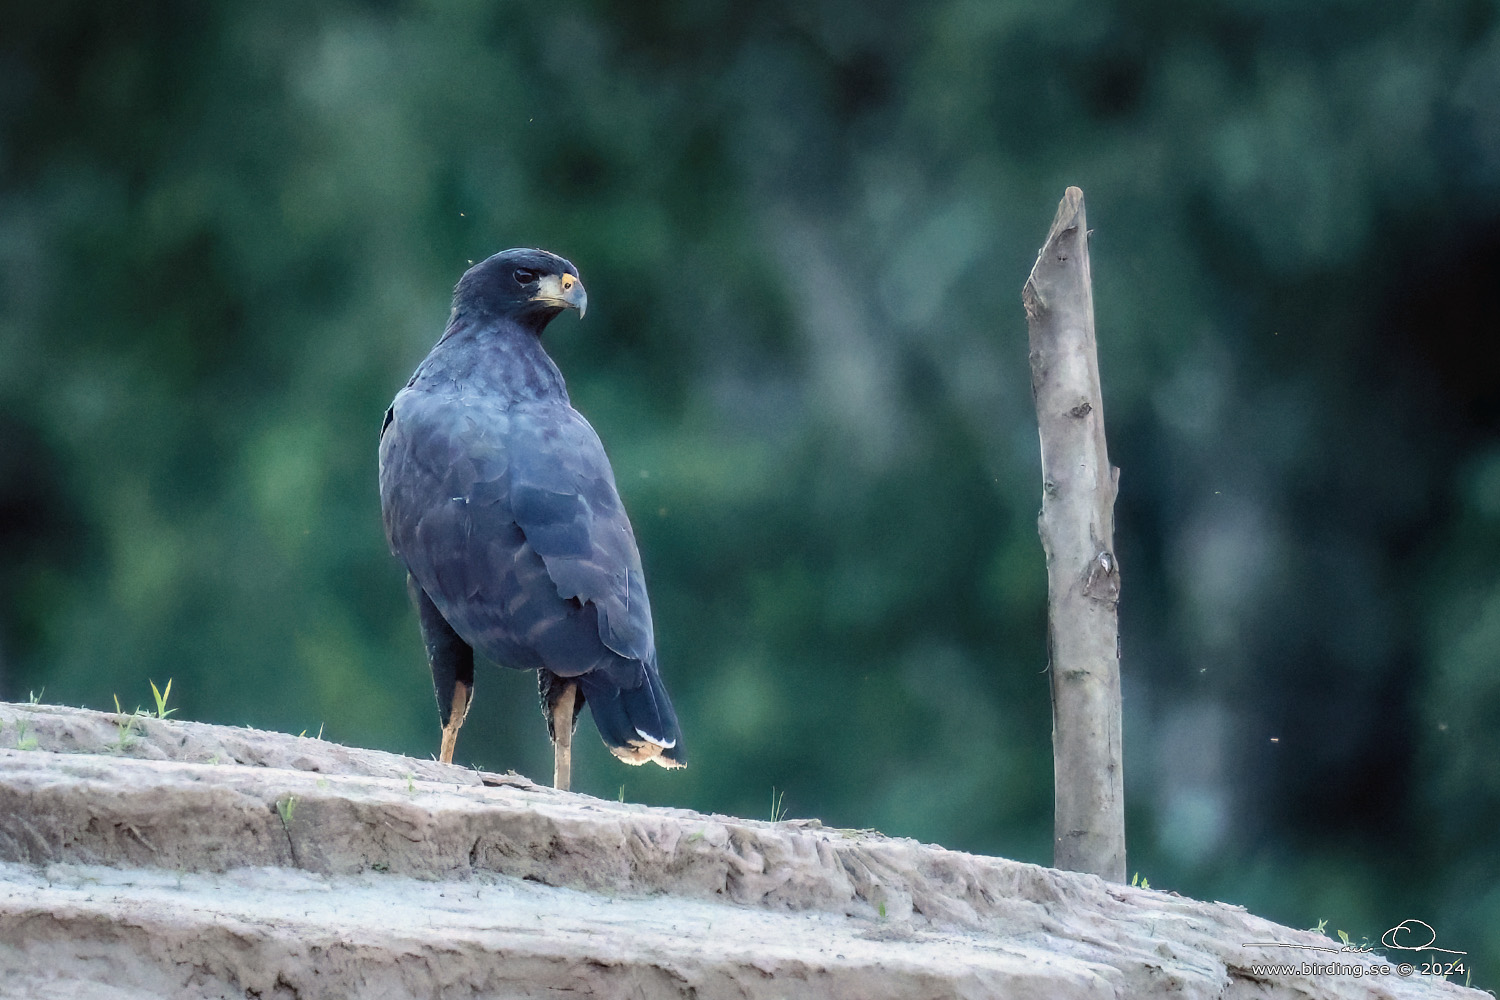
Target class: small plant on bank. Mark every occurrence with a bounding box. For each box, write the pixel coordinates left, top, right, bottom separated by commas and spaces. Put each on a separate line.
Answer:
10, 717, 39, 751
111, 695, 143, 751
149, 679, 176, 719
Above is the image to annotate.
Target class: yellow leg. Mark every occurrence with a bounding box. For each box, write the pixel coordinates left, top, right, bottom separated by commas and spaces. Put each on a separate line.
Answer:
438, 680, 471, 764
551, 681, 578, 791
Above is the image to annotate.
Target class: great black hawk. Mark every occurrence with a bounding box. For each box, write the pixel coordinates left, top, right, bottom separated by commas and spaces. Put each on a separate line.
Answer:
378, 248, 685, 790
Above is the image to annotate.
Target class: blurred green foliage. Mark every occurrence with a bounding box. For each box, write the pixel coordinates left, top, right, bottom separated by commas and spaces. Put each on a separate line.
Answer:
2, 0, 1498, 981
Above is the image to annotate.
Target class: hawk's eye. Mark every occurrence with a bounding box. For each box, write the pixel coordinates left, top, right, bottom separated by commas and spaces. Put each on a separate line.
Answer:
513, 268, 537, 285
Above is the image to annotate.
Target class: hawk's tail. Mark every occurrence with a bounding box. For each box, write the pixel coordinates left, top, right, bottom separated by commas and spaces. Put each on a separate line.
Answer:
578, 659, 685, 769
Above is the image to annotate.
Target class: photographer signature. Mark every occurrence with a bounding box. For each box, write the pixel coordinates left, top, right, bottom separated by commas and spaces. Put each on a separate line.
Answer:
1245, 918, 1467, 956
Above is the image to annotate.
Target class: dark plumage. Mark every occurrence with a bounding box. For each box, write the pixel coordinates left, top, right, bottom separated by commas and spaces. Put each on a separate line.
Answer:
378, 248, 684, 788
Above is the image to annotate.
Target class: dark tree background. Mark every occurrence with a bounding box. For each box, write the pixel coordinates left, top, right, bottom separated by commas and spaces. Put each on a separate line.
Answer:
3, 0, 1498, 980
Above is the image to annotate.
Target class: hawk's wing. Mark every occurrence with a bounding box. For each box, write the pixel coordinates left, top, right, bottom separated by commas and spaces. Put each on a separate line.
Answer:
504, 400, 655, 661
379, 389, 655, 672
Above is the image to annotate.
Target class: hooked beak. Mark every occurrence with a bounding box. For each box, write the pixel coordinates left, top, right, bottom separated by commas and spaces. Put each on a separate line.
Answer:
533, 272, 587, 319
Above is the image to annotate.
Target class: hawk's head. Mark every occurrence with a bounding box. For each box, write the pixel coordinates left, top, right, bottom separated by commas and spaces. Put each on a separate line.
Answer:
453, 247, 587, 331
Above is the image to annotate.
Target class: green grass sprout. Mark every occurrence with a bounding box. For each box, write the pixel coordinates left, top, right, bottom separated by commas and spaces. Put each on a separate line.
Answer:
149, 679, 176, 719
13, 717, 39, 751
110, 695, 142, 751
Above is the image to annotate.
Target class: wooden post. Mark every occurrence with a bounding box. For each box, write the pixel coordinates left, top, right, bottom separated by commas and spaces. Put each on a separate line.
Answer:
1022, 187, 1125, 882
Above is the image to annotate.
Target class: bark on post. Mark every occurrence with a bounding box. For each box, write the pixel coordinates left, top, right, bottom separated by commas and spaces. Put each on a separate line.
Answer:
1022, 187, 1125, 883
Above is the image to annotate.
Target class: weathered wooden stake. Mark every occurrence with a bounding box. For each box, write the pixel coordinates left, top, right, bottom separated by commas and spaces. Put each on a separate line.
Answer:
1022, 187, 1125, 882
